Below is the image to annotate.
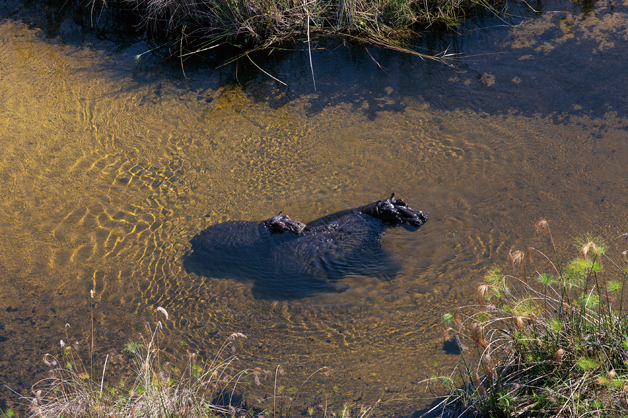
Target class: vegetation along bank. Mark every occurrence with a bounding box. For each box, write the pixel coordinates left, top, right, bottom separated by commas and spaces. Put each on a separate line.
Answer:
34, 0, 503, 62
126, 0, 501, 54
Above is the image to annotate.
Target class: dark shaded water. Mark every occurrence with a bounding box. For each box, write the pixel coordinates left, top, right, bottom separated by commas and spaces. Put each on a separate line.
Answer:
1, 0, 627, 414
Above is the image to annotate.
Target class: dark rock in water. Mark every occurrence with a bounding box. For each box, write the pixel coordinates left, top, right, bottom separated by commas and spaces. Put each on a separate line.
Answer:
184, 194, 429, 299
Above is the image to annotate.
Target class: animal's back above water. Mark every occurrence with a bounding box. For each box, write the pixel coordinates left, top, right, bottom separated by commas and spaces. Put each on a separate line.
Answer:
188, 220, 299, 278
184, 194, 428, 299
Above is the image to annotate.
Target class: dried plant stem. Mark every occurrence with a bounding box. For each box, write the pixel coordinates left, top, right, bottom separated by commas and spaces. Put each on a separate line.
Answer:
306, 11, 316, 90
100, 353, 108, 395
90, 289, 94, 380
247, 54, 287, 86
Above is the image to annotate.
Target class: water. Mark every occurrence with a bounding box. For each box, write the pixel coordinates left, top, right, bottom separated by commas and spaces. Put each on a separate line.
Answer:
1, 0, 628, 414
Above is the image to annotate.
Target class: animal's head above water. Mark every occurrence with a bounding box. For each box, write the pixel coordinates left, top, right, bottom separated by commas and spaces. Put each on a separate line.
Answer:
264, 211, 306, 234
359, 193, 429, 228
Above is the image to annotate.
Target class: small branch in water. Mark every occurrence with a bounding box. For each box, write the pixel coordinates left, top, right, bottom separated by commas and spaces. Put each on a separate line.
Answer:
180, 25, 188, 80
364, 46, 388, 73
246, 54, 287, 86
180, 42, 223, 58
306, 8, 316, 90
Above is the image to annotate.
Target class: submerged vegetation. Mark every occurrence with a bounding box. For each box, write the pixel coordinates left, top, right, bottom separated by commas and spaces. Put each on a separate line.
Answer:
430, 221, 628, 417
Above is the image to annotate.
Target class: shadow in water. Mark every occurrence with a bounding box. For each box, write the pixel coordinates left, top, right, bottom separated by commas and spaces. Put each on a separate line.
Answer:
410, 398, 456, 418
7, 0, 627, 122
184, 195, 428, 300
442, 338, 464, 356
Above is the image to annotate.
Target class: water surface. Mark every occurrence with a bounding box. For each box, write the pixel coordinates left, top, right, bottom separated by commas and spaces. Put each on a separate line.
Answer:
1, 0, 627, 414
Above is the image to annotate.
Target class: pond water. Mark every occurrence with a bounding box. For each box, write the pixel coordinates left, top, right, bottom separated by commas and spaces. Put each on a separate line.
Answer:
1, 0, 627, 414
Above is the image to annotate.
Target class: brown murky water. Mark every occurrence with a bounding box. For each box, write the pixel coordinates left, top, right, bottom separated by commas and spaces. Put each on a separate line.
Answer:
1, 0, 628, 414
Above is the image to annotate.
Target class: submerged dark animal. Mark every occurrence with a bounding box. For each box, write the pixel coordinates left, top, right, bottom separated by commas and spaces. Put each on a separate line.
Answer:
184, 194, 428, 299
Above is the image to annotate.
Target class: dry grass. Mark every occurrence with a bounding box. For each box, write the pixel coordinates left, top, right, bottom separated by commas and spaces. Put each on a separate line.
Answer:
25, 317, 251, 417
16, 304, 380, 418
120, 0, 501, 62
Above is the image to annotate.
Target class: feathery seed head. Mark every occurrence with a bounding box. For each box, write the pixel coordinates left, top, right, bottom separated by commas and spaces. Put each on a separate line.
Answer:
482, 354, 496, 381
575, 233, 607, 255
156, 306, 169, 320
535, 219, 549, 234
476, 285, 489, 308
472, 372, 487, 397
509, 250, 525, 272
581, 241, 599, 259
43, 353, 57, 367
453, 307, 462, 328
444, 327, 456, 341
470, 324, 489, 351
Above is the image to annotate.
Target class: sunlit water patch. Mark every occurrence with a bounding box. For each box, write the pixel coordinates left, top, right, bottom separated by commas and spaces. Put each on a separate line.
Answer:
1, 0, 628, 414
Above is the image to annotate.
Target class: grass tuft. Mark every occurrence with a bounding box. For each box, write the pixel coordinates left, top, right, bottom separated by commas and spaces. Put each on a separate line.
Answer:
23, 321, 251, 417
427, 220, 628, 417
111, 0, 499, 63
15, 303, 379, 417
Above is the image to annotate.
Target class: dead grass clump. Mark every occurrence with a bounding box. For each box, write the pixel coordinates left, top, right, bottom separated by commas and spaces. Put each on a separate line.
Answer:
26, 318, 249, 417
122, 0, 499, 61
18, 304, 378, 418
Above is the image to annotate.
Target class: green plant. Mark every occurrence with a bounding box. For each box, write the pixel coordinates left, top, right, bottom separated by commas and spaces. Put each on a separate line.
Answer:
0, 408, 15, 418
428, 221, 628, 417
122, 340, 143, 354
